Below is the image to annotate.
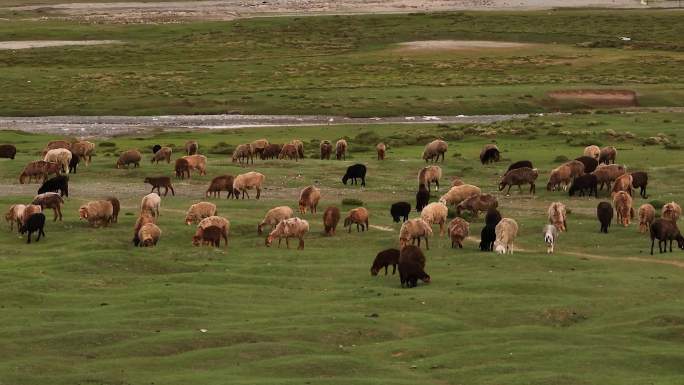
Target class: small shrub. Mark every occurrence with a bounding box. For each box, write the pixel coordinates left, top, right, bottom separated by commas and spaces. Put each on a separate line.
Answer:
442, 131, 464, 141
650, 200, 665, 210
554, 155, 569, 163
342, 198, 364, 206
208, 142, 234, 155
664, 142, 683, 150
100, 142, 116, 147
348, 145, 370, 153
353, 131, 382, 145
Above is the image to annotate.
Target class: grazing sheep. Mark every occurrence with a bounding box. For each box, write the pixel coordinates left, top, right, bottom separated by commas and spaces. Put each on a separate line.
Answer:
174, 158, 191, 179
32, 192, 64, 222
137, 223, 162, 247
261, 143, 282, 160
140, 193, 161, 218
232, 144, 253, 166
593, 164, 626, 191
611, 173, 633, 196
451, 177, 464, 187
206, 175, 235, 198
257, 206, 294, 235
583, 145, 601, 160
439, 184, 482, 207
565, 160, 586, 178
116, 149, 142, 169
547, 164, 573, 191
38, 175, 69, 197
662, 202, 682, 222
421, 202, 448, 236
144, 176, 175, 196
106, 197, 120, 223
547, 202, 567, 232
298, 185, 321, 214
265, 217, 310, 249
151, 147, 172, 164
185, 202, 218, 225
22, 205, 42, 226
0, 144, 17, 159
323, 206, 341, 235
574, 156, 599, 174
195, 216, 230, 246
480, 224, 496, 251
448, 217, 469, 248
344, 207, 369, 233
320, 140, 333, 160
198, 215, 230, 233
20, 161, 61, 184
68, 154, 79, 174
422, 139, 448, 163
479, 144, 500, 164
192, 226, 225, 247
599, 146, 617, 165
152, 144, 162, 154
543, 224, 559, 254
44, 148, 72, 174
71, 141, 95, 166
43, 140, 71, 154
506, 160, 533, 173
486, 208, 502, 226
416, 184, 429, 212
132, 212, 155, 246
371, 248, 400, 276
251, 139, 270, 159
390, 201, 411, 223
568, 174, 598, 198
279, 143, 300, 161
182, 154, 207, 176
342, 164, 367, 187
233, 171, 265, 200
613, 191, 634, 227
596, 202, 614, 233
638, 203, 656, 233
19, 213, 46, 244
185, 140, 199, 156
631, 172, 649, 199
399, 218, 433, 250
499, 167, 538, 195
418, 165, 442, 191
376, 143, 386, 160
649, 219, 684, 255
398, 245, 431, 288
335, 139, 348, 160
291, 139, 305, 158
456, 194, 498, 218
494, 218, 518, 254
79, 200, 114, 227
5, 204, 26, 232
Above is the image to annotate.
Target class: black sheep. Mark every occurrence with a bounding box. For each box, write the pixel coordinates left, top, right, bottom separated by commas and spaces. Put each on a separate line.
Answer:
398, 245, 430, 288
574, 156, 599, 174
597, 202, 613, 233
485, 207, 502, 226
38, 175, 69, 197
506, 160, 533, 173
68, 153, 79, 174
416, 184, 429, 212
631, 172, 649, 199
649, 218, 684, 255
390, 202, 411, 222
19, 213, 46, 244
370, 248, 400, 276
479, 224, 496, 251
480, 147, 500, 164
342, 164, 366, 186
0, 144, 17, 159
568, 174, 598, 198
152, 144, 162, 154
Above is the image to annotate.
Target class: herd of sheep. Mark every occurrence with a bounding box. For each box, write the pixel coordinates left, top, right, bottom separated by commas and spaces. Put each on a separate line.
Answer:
2, 136, 683, 288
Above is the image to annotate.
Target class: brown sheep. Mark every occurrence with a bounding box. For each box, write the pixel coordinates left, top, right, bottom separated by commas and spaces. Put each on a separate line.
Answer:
19, 161, 61, 184
71, 140, 95, 166
175, 158, 191, 179
206, 175, 235, 198
376, 143, 386, 160
499, 167, 538, 195
79, 200, 114, 227
439, 184, 481, 207
116, 149, 142, 169
422, 139, 448, 163
261, 143, 282, 160
198, 215, 230, 232
32, 192, 64, 222
265, 217, 310, 249
298, 185, 321, 214
258, 206, 294, 235
613, 191, 634, 227
599, 146, 617, 165
181, 155, 207, 176
479, 144, 500, 164
232, 144, 253, 166
593, 164, 626, 191
370, 248, 399, 276
547, 163, 574, 191
141, 193, 161, 218
251, 139, 269, 158
344, 207, 369, 233
583, 145, 601, 160
638, 203, 656, 233
418, 165, 442, 192
335, 139, 348, 160
320, 140, 333, 160
144, 176, 175, 196
548, 202, 567, 232
662, 202, 682, 222
192, 226, 225, 247
279, 143, 299, 161
132, 212, 156, 246
456, 194, 498, 217
420, 202, 448, 236
233, 172, 265, 200
151, 147, 172, 164
451, 177, 464, 187
0, 144, 17, 159
611, 173, 633, 196
448, 217, 470, 249
43, 140, 71, 154
398, 245, 431, 288
399, 218, 433, 250
137, 223, 161, 247
22, 205, 42, 226
106, 197, 120, 223
5, 204, 26, 232
565, 160, 586, 178
323, 206, 341, 235
185, 140, 199, 156
185, 202, 218, 225
291, 139, 305, 158
193, 217, 230, 247
650, 219, 684, 255
43, 148, 72, 174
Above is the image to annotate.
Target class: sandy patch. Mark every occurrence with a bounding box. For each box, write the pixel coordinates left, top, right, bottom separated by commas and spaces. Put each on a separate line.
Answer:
397, 40, 533, 52
547, 89, 638, 107
0, 40, 121, 50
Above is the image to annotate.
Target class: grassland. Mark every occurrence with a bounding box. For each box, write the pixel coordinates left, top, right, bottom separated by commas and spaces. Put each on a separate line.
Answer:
1, 112, 684, 384
1, 10, 684, 116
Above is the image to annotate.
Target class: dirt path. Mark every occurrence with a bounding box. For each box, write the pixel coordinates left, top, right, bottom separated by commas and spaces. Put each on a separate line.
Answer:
0, 40, 121, 50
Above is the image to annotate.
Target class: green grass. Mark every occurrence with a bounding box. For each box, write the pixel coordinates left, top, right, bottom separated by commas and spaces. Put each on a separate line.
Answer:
2, 112, 684, 384
2, 10, 684, 116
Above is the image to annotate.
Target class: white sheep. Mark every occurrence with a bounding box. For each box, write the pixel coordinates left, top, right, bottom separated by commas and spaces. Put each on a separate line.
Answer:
258, 206, 294, 235
399, 218, 433, 250
420, 202, 448, 236
543, 224, 559, 254
233, 171, 265, 199
494, 218, 518, 254
265, 217, 310, 249
438, 184, 481, 207
141, 193, 161, 218
43, 148, 72, 174
185, 202, 218, 225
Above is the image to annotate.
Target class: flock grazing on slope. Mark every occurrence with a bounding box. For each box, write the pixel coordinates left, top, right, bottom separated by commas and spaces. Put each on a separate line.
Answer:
2, 136, 682, 287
